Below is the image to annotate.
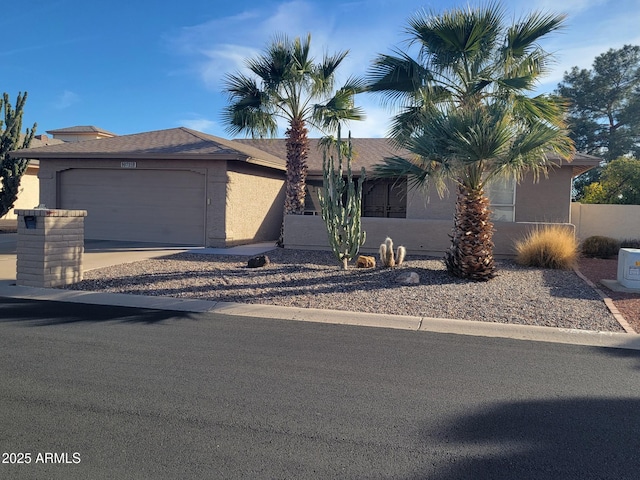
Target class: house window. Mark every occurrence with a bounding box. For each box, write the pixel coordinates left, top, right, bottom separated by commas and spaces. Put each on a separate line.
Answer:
485, 177, 516, 222
304, 182, 323, 215
303, 178, 407, 218
362, 178, 407, 218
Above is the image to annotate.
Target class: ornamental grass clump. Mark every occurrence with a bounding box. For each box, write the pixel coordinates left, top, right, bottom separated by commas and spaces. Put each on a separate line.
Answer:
515, 225, 578, 270
581, 235, 620, 259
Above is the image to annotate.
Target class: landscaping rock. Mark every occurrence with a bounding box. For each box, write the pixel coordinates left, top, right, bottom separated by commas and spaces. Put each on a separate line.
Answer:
395, 271, 419, 285
356, 255, 376, 268
247, 255, 270, 268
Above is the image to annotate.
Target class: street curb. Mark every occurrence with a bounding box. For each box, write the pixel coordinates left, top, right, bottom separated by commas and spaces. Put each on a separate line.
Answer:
573, 267, 636, 334
2, 282, 640, 351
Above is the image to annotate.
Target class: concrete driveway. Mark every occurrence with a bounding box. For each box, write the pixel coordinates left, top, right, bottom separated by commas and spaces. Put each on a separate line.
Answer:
0, 233, 189, 281
0, 234, 278, 282
0, 234, 192, 282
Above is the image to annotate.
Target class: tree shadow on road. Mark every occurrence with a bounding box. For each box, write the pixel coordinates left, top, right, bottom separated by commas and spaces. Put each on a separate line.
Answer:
410, 397, 640, 479
0, 297, 196, 326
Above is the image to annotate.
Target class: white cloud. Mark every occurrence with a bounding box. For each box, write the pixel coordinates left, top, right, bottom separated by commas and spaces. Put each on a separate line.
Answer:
179, 116, 219, 134
342, 101, 393, 139
53, 90, 80, 109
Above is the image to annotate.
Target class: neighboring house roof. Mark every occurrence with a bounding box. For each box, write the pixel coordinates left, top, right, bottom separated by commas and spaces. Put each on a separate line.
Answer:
10, 127, 287, 170
46, 125, 118, 137
235, 137, 603, 177
29, 135, 65, 148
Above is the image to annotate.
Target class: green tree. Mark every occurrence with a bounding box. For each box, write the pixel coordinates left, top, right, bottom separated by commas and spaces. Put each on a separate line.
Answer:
366, 3, 574, 281
222, 33, 364, 244
581, 157, 640, 204
1, 92, 36, 218
556, 45, 640, 200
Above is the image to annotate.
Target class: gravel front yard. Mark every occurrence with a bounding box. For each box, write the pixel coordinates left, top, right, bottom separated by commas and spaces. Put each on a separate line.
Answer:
65, 248, 627, 333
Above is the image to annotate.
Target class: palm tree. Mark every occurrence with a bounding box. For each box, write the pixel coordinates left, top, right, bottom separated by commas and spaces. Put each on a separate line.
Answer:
366, 2, 575, 280
222, 33, 364, 244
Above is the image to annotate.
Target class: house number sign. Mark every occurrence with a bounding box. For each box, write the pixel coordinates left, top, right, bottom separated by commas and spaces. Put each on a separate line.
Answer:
120, 161, 137, 168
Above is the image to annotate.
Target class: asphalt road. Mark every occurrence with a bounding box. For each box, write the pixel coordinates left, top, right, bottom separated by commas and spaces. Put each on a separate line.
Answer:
1, 297, 640, 479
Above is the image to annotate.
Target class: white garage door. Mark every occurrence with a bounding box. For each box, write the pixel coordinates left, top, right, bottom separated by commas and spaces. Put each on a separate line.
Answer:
59, 168, 206, 245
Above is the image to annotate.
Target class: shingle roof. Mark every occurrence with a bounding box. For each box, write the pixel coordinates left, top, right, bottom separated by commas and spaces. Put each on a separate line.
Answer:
11, 126, 602, 177
234, 137, 411, 176
234, 137, 603, 176
10, 127, 286, 170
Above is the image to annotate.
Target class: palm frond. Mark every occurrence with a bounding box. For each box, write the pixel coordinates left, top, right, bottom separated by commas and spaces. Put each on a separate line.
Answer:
366, 51, 434, 106
504, 12, 566, 59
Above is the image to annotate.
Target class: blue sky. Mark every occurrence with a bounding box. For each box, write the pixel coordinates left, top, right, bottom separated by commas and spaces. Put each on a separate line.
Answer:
4, 0, 639, 139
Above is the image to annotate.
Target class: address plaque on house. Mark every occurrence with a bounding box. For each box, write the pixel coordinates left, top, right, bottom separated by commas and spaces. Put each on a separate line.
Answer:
120, 161, 137, 168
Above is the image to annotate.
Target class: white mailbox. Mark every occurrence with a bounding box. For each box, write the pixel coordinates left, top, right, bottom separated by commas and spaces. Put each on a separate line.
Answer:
617, 248, 640, 290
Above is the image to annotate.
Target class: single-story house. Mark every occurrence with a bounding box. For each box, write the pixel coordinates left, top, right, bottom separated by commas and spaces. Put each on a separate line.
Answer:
10, 127, 287, 246
9, 126, 601, 255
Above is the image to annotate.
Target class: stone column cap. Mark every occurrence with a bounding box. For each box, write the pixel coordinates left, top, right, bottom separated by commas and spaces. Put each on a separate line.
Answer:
15, 209, 87, 217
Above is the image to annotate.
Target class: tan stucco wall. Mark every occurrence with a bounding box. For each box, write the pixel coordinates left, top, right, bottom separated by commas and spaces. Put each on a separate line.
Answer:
515, 167, 573, 223
0, 166, 40, 224
224, 164, 285, 246
284, 214, 574, 258
404, 166, 573, 223
571, 203, 640, 241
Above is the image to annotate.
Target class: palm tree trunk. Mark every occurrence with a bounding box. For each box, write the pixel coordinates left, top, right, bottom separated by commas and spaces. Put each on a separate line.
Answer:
444, 184, 496, 281
279, 118, 309, 246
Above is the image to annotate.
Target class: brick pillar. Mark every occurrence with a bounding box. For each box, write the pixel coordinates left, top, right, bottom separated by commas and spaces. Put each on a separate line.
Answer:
15, 209, 87, 288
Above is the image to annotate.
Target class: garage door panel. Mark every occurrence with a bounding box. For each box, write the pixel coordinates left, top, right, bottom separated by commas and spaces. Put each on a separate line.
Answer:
59, 168, 206, 245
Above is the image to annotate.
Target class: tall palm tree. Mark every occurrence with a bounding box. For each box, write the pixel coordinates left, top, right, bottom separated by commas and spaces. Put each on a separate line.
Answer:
366, 2, 575, 280
222, 33, 364, 244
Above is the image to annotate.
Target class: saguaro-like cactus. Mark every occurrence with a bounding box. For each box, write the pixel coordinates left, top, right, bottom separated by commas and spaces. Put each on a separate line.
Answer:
1, 92, 36, 218
379, 237, 406, 268
318, 128, 366, 270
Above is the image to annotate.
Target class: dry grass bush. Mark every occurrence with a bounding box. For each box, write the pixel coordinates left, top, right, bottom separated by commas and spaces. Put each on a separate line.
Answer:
581, 235, 620, 258
620, 238, 640, 249
514, 225, 579, 269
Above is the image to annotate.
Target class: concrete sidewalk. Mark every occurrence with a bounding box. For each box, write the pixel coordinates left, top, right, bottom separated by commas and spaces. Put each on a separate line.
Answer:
1, 234, 639, 351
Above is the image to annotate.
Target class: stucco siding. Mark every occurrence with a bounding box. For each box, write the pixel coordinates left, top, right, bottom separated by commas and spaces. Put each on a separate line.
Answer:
225, 164, 285, 246
284, 215, 574, 258
515, 167, 573, 223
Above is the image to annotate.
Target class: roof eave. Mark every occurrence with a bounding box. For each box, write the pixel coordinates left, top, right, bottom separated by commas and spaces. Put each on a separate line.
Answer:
8, 150, 286, 170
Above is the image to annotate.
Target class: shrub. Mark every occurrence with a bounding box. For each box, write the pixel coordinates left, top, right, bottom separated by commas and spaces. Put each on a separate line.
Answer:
620, 238, 640, 249
514, 225, 579, 269
581, 235, 621, 258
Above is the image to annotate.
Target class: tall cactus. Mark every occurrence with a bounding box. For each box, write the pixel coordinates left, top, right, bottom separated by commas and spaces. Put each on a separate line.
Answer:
1, 92, 36, 218
318, 127, 366, 270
